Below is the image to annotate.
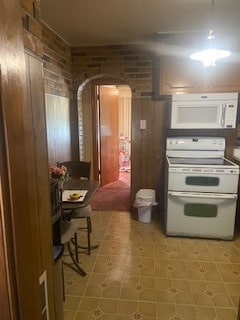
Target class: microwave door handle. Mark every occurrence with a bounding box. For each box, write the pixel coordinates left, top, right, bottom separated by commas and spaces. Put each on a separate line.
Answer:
221, 103, 226, 127
169, 191, 237, 200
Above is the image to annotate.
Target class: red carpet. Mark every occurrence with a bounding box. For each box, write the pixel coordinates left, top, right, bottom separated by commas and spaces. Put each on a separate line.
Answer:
91, 172, 130, 211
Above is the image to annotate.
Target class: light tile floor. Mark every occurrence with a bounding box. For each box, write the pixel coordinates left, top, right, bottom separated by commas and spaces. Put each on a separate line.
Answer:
63, 210, 240, 320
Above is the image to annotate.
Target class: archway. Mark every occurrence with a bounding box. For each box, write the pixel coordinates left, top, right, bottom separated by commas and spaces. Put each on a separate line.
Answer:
77, 76, 132, 211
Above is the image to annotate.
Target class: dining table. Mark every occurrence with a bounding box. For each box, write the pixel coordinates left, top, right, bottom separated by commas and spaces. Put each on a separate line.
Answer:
61, 178, 99, 276
62, 178, 99, 210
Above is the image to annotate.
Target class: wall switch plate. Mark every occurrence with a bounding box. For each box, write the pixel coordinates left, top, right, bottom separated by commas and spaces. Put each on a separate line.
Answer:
140, 120, 147, 129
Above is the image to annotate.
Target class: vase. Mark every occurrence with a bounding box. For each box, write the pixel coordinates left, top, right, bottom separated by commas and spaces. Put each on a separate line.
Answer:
58, 180, 64, 191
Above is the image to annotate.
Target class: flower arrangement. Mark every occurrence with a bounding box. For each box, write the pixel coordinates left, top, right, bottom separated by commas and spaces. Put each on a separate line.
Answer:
50, 165, 69, 182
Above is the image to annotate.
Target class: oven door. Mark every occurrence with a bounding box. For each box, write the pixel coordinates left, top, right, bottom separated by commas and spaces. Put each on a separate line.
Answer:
168, 170, 239, 194
166, 191, 237, 239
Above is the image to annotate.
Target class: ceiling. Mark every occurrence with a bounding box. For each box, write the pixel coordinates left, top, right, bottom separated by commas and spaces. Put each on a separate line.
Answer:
40, 0, 240, 58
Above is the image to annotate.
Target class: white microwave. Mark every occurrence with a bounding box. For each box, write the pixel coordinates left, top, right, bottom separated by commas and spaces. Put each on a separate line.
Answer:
171, 93, 238, 129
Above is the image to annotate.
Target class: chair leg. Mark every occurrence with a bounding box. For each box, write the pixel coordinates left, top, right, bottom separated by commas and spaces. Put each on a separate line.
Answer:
89, 216, 92, 233
87, 217, 91, 255
66, 239, 86, 276
73, 232, 79, 263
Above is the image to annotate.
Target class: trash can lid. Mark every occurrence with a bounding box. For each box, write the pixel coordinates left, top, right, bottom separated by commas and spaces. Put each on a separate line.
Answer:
136, 189, 155, 198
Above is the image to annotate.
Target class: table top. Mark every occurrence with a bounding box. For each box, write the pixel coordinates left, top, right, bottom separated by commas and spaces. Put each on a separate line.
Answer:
61, 179, 99, 210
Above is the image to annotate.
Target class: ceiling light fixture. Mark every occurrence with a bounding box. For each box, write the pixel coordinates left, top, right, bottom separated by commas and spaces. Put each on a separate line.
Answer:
190, 0, 231, 67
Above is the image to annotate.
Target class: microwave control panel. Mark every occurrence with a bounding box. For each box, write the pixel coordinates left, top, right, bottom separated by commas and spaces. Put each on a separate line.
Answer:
224, 102, 237, 128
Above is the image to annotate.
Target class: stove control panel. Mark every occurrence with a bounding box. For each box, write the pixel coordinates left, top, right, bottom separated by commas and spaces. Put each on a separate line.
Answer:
166, 137, 225, 151
168, 167, 239, 174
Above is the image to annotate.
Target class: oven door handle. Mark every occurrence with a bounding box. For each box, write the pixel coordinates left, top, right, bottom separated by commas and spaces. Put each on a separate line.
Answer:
168, 191, 237, 200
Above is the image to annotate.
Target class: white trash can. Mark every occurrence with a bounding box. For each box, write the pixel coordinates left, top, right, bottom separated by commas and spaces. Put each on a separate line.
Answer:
134, 189, 156, 223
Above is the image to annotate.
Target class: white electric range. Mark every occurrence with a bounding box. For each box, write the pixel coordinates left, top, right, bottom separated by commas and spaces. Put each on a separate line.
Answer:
165, 137, 239, 240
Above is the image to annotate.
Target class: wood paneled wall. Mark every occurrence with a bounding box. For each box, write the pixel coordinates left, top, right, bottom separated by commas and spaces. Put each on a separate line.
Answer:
0, 0, 56, 318
131, 98, 168, 209
25, 54, 56, 319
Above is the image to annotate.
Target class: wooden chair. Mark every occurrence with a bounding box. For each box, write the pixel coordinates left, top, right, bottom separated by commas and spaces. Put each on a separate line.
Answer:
58, 160, 93, 255
57, 160, 91, 180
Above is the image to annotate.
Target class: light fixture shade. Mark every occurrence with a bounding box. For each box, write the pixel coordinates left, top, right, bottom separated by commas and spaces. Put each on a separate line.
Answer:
189, 0, 232, 68
190, 48, 231, 67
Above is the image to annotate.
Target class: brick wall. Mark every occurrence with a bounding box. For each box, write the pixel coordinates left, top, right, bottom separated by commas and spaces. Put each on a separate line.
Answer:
20, 1, 156, 99
72, 45, 155, 98
41, 25, 73, 98
20, 0, 34, 15
21, 0, 73, 99
21, 0, 43, 57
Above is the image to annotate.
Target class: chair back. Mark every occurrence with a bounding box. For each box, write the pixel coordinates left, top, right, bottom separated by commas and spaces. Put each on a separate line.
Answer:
57, 161, 91, 180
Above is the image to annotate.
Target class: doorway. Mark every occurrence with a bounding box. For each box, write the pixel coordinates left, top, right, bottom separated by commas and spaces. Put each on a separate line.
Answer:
98, 85, 131, 186
97, 85, 120, 186
78, 80, 132, 211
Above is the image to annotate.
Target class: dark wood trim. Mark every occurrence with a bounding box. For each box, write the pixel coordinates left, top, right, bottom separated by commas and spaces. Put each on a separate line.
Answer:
0, 66, 19, 320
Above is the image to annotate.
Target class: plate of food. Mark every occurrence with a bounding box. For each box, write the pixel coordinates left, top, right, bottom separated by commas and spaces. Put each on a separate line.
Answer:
62, 190, 88, 202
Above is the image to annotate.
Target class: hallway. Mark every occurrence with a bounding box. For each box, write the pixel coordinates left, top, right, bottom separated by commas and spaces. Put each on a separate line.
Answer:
91, 172, 131, 211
